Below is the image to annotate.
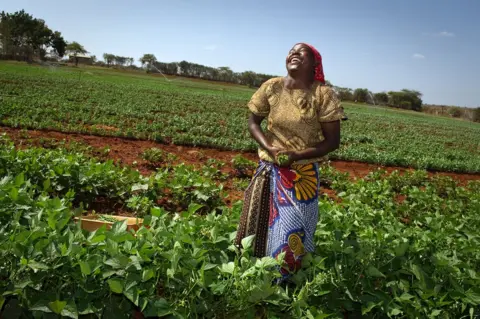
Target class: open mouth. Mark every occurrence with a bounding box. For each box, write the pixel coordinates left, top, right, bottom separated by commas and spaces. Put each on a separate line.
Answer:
288, 56, 302, 64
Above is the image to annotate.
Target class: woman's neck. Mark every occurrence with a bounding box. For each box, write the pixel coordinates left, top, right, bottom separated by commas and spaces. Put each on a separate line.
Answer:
284, 74, 314, 90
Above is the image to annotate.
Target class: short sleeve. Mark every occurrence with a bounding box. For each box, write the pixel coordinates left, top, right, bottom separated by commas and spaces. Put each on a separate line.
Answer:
247, 81, 270, 117
317, 86, 347, 122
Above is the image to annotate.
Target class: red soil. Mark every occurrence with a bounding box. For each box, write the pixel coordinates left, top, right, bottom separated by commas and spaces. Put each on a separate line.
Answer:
1, 126, 479, 188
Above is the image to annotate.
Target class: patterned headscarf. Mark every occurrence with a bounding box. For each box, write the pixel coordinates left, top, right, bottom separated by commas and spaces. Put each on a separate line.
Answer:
297, 43, 325, 84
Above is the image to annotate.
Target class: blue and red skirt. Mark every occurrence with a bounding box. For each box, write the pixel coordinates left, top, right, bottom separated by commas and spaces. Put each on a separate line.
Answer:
235, 160, 320, 280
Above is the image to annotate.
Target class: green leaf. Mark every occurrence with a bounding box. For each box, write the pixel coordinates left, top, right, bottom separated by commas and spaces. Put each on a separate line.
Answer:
90, 234, 106, 244
204, 263, 217, 271
0, 296, 5, 310
27, 260, 50, 273
431, 309, 442, 317
395, 242, 409, 257
389, 308, 402, 316
210, 281, 228, 295
61, 300, 79, 319
9, 188, 18, 201
366, 265, 385, 278
465, 291, 480, 304
398, 292, 414, 301
48, 300, 67, 314
105, 256, 129, 269
255, 257, 278, 269
186, 203, 203, 217
144, 299, 171, 317
142, 269, 155, 282
43, 178, 51, 191
14, 172, 24, 186
241, 234, 255, 250
220, 262, 235, 274
79, 261, 92, 275
107, 278, 124, 294
30, 299, 52, 313
210, 225, 219, 241
361, 302, 379, 315
110, 219, 127, 235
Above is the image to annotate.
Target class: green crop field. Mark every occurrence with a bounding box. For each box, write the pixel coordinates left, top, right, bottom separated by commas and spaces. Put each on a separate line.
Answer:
1, 133, 479, 318
1, 61, 479, 173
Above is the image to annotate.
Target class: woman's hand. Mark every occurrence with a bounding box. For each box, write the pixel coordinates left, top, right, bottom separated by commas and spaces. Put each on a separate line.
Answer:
265, 145, 282, 160
276, 150, 299, 167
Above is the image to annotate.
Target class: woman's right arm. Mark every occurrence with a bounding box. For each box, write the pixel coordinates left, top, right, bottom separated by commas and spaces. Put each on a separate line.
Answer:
248, 113, 281, 159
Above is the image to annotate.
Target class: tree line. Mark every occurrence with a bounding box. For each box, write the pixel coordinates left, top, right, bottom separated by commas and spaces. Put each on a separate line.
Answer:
132, 53, 276, 87
334, 87, 423, 111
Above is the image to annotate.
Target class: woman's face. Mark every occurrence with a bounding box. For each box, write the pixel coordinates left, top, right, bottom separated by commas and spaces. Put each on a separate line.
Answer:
286, 43, 315, 75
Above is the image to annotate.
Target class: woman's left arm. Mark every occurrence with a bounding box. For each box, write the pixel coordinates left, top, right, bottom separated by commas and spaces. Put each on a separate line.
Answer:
278, 121, 340, 165
291, 121, 340, 161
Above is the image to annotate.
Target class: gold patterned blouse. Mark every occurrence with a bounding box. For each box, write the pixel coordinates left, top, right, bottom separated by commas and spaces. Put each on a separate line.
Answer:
248, 77, 346, 164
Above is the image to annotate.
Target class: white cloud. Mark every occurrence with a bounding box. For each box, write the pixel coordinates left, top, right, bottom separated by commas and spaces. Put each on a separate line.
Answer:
412, 53, 425, 59
203, 45, 218, 51
422, 31, 455, 37
437, 31, 455, 37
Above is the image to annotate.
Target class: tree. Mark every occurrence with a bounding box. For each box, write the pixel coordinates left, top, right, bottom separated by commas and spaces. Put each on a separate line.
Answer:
353, 88, 369, 103
103, 53, 115, 67
218, 66, 233, 82
374, 92, 388, 105
65, 41, 87, 66
335, 87, 354, 101
0, 10, 64, 61
50, 31, 66, 57
114, 55, 127, 66
387, 89, 423, 111
474, 107, 480, 123
139, 54, 157, 71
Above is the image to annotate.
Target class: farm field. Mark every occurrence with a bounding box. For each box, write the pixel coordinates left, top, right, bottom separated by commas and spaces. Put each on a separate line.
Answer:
1, 61, 480, 173
1, 61, 480, 318
0, 130, 480, 318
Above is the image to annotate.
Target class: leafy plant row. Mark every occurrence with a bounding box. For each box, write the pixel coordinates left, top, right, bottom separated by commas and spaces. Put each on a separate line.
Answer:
1, 62, 480, 173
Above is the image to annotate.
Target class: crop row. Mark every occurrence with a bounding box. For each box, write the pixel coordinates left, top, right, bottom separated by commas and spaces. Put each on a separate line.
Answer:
1, 62, 479, 173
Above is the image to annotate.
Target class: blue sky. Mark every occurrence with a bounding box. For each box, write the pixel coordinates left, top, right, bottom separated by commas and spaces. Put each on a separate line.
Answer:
3, 0, 480, 106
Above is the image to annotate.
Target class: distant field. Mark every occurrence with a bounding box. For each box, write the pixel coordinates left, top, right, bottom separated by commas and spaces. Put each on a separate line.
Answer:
1, 61, 479, 173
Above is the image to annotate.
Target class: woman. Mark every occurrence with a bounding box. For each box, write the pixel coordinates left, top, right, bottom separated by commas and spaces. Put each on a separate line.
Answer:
234, 43, 346, 280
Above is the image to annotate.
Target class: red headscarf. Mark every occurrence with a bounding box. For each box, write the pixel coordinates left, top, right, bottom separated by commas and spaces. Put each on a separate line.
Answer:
298, 43, 325, 84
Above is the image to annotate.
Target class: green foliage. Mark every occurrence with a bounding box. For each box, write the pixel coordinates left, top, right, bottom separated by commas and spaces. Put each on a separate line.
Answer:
1, 143, 480, 318
141, 147, 165, 164
0, 134, 224, 216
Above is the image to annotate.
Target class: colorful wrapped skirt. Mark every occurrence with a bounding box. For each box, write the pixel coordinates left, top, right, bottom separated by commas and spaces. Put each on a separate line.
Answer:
235, 160, 319, 279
